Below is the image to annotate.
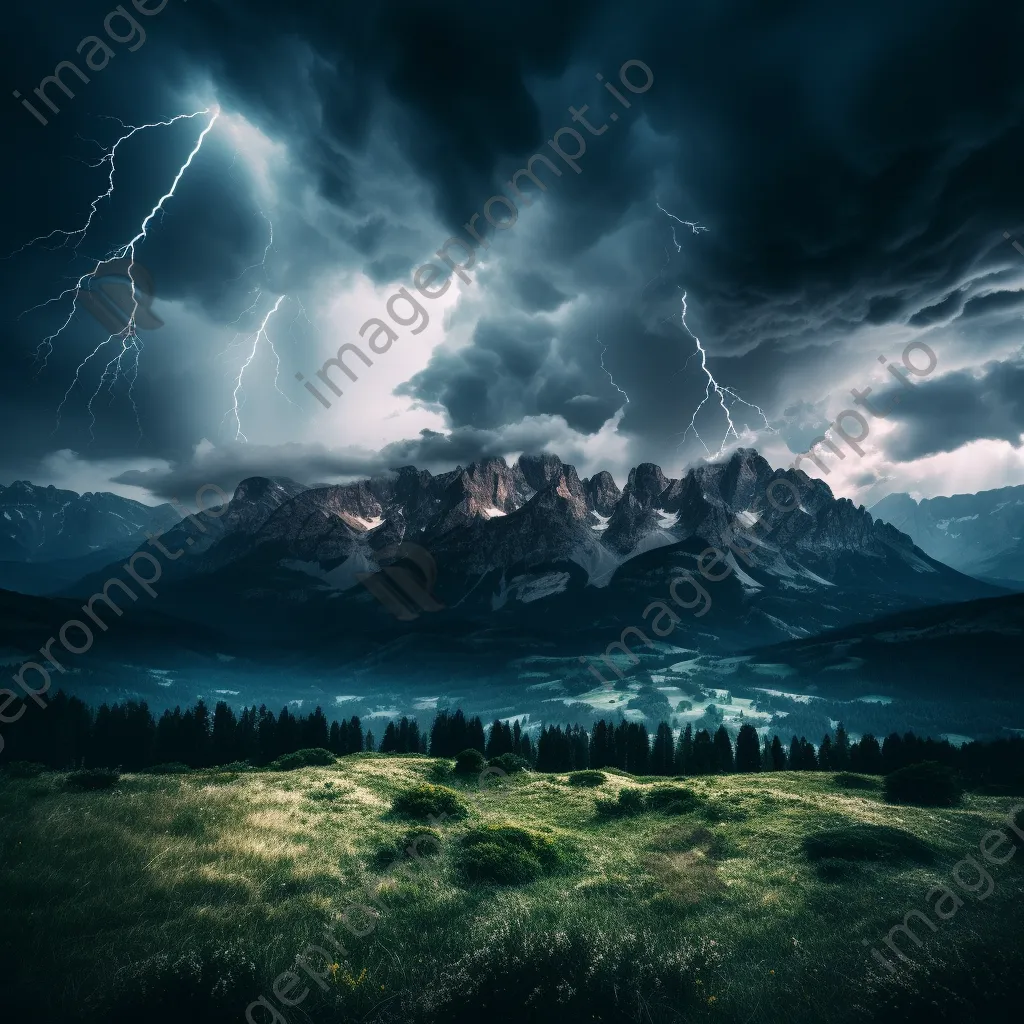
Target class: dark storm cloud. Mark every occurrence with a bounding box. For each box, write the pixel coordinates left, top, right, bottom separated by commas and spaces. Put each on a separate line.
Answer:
883, 355, 1024, 461
111, 417, 602, 499
4, 0, 1024, 487
397, 313, 620, 434
511, 271, 571, 312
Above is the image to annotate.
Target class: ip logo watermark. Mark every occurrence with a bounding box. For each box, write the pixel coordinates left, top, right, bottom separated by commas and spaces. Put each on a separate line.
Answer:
356, 542, 444, 621
76, 257, 163, 334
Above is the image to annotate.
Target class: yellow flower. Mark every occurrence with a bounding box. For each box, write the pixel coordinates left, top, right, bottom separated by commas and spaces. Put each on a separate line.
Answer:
708, 996, 717, 1004
769, 970, 775, 975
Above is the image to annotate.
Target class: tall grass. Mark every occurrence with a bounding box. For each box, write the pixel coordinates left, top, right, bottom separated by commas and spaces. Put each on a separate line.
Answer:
1, 761, 1022, 1022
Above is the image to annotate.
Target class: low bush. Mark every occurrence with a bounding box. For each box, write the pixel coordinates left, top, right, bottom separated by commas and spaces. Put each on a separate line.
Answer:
646, 785, 701, 814
884, 761, 962, 807
833, 772, 879, 790
400, 825, 444, 860
567, 769, 606, 787
487, 753, 531, 775
454, 748, 486, 776
595, 787, 646, 818
458, 825, 564, 885
146, 763, 193, 775
269, 748, 336, 770
64, 768, 120, 791
802, 823, 934, 864
391, 783, 468, 821
428, 759, 454, 782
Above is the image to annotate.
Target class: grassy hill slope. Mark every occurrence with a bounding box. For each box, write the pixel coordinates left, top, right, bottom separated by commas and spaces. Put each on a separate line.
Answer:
2, 756, 1023, 1023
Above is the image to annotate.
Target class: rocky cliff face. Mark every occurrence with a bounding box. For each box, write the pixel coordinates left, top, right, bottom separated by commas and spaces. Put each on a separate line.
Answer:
66, 449, 996, 628
584, 471, 621, 515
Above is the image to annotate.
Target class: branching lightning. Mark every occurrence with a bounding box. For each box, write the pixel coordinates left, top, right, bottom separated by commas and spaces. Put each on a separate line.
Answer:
223, 294, 294, 442
597, 332, 630, 405
654, 203, 774, 459
13, 103, 315, 445
12, 107, 219, 440
216, 205, 301, 440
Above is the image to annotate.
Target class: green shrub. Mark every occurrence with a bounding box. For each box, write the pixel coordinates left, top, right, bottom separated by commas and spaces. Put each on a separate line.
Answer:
454, 748, 486, 776
64, 768, 120, 791
458, 825, 564, 884
400, 826, 444, 860
428, 759, 454, 782
487, 753, 531, 775
567, 769, 606, 787
3, 760, 47, 778
147, 763, 193, 775
646, 785, 701, 814
391, 783, 468, 821
833, 772, 878, 790
595, 787, 646, 818
802, 823, 934, 864
884, 761, 962, 807
269, 747, 336, 770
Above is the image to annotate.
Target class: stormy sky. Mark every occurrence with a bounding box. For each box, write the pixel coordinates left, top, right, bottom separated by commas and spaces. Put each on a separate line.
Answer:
2, 0, 1023, 508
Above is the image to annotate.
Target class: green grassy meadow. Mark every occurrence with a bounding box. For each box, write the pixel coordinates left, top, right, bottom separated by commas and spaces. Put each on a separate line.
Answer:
2, 757, 1023, 1023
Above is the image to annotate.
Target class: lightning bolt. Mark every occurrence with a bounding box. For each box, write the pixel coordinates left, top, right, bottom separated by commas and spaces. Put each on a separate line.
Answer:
216, 205, 305, 441
654, 203, 773, 459
597, 332, 630, 405
222, 294, 295, 442
12, 107, 220, 440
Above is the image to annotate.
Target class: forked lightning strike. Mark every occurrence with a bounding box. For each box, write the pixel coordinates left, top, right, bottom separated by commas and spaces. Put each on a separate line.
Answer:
13, 104, 314, 443
11, 106, 219, 439
655, 203, 773, 458
223, 294, 294, 443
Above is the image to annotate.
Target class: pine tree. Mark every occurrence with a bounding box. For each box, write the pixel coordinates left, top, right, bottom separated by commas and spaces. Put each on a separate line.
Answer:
651, 722, 675, 775
852, 733, 882, 773
789, 736, 802, 771
692, 729, 714, 774
211, 701, 237, 765
770, 734, 786, 770
485, 719, 504, 758
713, 725, 734, 773
833, 722, 850, 769
380, 722, 399, 753
365, 730, 375, 752
734, 723, 761, 772
675, 724, 694, 774
801, 738, 818, 770
349, 716, 364, 754
819, 733, 834, 770
882, 733, 904, 774
468, 716, 486, 754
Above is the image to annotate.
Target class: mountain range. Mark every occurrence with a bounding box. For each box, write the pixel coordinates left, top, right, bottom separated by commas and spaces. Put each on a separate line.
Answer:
0, 481, 180, 596
871, 485, 1024, 588
0, 450, 991, 692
